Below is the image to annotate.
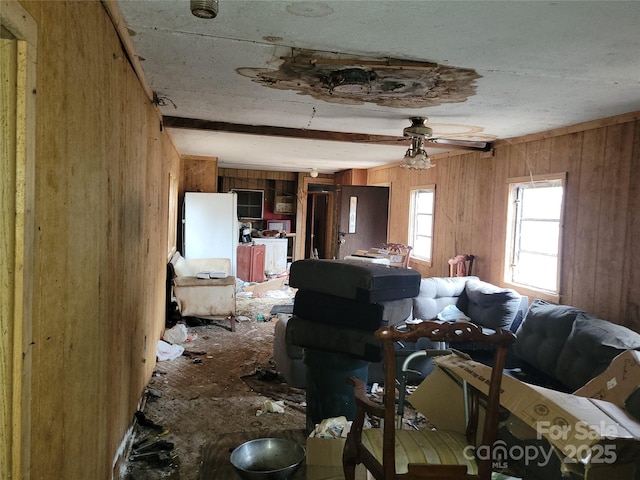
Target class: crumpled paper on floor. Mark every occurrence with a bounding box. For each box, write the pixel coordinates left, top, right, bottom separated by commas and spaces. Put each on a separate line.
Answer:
256, 399, 285, 416
309, 416, 352, 439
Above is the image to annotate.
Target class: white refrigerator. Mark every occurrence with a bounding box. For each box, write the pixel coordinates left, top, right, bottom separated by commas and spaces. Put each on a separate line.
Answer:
182, 192, 238, 276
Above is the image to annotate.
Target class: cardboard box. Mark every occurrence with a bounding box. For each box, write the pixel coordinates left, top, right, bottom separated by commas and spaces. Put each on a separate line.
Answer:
306, 437, 346, 467
408, 367, 467, 433
574, 350, 640, 420
351, 248, 407, 267
242, 276, 286, 295
306, 437, 370, 480
434, 354, 640, 471
368, 247, 406, 265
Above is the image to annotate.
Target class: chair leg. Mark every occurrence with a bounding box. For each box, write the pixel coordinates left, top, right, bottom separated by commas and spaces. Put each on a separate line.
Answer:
342, 444, 358, 480
343, 461, 357, 480
229, 315, 236, 332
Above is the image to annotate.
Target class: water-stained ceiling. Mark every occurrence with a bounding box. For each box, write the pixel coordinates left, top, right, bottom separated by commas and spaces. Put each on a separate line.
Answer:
114, 0, 640, 173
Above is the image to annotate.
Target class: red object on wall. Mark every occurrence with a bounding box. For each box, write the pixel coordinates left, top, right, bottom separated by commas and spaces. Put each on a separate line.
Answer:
237, 244, 266, 282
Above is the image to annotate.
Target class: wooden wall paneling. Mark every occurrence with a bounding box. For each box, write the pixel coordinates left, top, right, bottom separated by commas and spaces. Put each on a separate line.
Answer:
487, 146, 511, 284
366, 166, 389, 186
549, 132, 583, 304
507, 140, 528, 178
525, 138, 552, 175
458, 153, 478, 265
105, 32, 128, 474
470, 153, 496, 280
389, 169, 410, 246
591, 123, 633, 322
623, 121, 640, 331
65, 6, 112, 474
182, 155, 218, 192
0, 3, 38, 473
438, 156, 463, 276
22, 1, 181, 477
570, 127, 607, 312
0, 34, 18, 478
30, 0, 68, 474
334, 168, 368, 185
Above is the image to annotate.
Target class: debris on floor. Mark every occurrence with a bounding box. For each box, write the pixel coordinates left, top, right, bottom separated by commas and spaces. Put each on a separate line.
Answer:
256, 399, 286, 415
121, 410, 179, 479
156, 340, 184, 361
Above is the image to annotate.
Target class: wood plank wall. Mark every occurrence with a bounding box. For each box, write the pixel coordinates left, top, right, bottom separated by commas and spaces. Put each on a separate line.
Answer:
182, 155, 218, 193
368, 113, 640, 331
19, 1, 181, 478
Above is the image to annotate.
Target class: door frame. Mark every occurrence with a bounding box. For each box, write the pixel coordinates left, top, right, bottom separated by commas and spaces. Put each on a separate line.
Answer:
1, 2, 37, 477
294, 174, 335, 261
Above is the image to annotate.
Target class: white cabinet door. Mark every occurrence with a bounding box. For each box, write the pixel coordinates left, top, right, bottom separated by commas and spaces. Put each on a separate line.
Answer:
253, 238, 288, 275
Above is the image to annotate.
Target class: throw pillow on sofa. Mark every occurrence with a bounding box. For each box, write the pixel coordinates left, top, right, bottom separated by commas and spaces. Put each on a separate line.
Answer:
513, 299, 584, 380
463, 279, 522, 330
555, 313, 640, 391
172, 253, 192, 277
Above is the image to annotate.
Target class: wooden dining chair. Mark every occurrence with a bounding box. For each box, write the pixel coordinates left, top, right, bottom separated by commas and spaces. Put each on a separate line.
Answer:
448, 254, 475, 277
342, 320, 515, 480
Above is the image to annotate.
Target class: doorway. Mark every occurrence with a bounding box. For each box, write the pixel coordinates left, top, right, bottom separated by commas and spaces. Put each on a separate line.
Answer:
337, 185, 389, 259
305, 184, 336, 259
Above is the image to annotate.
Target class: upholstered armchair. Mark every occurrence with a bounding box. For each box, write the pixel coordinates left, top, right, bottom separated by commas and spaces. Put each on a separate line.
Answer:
169, 252, 237, 331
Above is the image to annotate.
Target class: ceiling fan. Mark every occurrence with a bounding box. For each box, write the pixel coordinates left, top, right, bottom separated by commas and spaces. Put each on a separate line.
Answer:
403, 117, 493, 152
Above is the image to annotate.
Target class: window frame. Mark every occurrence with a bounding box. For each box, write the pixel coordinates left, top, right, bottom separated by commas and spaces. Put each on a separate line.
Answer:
408, 185, 436, 264
504, 173, 566, 297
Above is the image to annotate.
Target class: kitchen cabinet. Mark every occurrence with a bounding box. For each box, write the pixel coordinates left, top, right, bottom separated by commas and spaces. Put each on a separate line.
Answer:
236, 244, 265, 282
253, 238, 288, 275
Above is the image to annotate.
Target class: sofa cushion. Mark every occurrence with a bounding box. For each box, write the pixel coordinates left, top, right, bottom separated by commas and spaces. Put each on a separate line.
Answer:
555, 314, 640, 391
513, 299, 583, 379
463, 280, 522, 330
412, 276, 477, 320
293, 290, 412, 331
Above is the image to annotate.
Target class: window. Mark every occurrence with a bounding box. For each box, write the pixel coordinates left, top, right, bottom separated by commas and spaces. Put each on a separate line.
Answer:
409, 187, 435, 262
506, 176, 565, 293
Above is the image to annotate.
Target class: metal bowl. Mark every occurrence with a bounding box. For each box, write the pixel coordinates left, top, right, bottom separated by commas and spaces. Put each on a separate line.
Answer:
230, 437, 305, 480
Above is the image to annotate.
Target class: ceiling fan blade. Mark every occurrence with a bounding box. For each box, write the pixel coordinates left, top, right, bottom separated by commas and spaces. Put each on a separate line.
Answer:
426, 137, 493, 152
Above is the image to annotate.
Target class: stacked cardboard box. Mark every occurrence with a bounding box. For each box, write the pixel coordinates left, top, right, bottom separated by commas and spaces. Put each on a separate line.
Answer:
354, 248, 407, 268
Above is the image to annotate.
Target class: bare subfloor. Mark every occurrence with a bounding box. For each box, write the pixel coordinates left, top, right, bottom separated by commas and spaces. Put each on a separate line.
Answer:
118, 290, 429, 480
120, 291, 306, 480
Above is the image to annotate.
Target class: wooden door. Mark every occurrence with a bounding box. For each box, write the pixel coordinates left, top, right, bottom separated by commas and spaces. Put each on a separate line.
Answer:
337, 186, 389, 259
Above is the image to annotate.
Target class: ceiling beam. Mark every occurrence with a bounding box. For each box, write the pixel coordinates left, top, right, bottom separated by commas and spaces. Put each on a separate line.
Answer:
162, 116, 492, 151
162, 116, 409, 147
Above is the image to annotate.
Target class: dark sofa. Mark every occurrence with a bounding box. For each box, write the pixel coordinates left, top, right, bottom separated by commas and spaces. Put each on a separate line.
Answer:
499, 299, 640, 480
510, 299, 640, 392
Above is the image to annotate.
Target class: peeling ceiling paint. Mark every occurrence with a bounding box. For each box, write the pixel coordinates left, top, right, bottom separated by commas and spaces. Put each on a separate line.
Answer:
238, 49, 481, 108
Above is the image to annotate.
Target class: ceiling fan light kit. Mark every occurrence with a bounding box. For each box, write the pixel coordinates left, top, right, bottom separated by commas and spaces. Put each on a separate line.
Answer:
190, 0, 218, 19
401, 136, 434, 170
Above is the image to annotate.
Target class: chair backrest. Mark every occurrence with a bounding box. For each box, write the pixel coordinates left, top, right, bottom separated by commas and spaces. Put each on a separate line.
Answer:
380, 243, 413, 268
448, 254, 474, 277
376, 321, 515, 479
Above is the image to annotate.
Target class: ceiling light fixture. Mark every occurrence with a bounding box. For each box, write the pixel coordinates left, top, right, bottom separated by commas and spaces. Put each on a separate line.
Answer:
310, 168, 319, 178
191, 0, 218, 19
401, 136, 434, 169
